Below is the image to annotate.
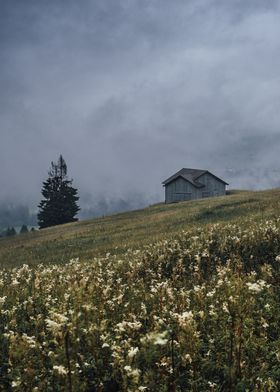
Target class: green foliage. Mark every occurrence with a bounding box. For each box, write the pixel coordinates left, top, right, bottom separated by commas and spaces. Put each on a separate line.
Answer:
37, 155, 80, 229
0, 219, 280, 390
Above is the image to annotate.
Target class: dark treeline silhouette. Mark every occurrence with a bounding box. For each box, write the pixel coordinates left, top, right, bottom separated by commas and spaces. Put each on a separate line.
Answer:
0, 204, 36, 232
0, 225, 36, 238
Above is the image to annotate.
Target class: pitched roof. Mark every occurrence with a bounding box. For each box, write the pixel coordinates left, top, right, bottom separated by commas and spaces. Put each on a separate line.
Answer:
162, 168, 228, 187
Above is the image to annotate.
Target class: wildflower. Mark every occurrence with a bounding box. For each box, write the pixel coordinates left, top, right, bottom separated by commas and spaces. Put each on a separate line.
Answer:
53, 365, 67, 375
261, 319, 269, 328
45, 319, 61, 334
222, 302, 229, 313
128, 347, 139, 358
154, 335, 168, 345
206, 289, 215, 298
177, 311, 193, 327
246, 280, 268, 293
216, 279, 224, 287
124, 366, 141, 382
198, 310, 204, 318
45, 312, 68, 334
208, 381, 217, 388
209, 305, 216, 316
22, 334, 36, 348
12, 380, 21, 387
141, 331, 169, 346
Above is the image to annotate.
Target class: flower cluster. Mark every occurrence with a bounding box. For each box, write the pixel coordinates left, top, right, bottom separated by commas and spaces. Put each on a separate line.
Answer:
0, 219, 279, 391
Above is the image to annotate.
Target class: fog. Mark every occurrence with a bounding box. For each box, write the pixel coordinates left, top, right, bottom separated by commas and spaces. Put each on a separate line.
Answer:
1, 0, 280, 220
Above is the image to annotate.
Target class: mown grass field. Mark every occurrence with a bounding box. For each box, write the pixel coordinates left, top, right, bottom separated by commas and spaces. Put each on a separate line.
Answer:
1, 189, 280, 268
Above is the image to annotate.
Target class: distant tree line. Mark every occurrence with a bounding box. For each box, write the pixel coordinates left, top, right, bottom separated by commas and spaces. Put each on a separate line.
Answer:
0, 204, 36, 229
0, 225, 36, 238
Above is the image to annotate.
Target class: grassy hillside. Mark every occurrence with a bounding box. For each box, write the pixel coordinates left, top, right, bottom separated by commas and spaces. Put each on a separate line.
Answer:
1, 189, 280, 268
0, 190, 280, 390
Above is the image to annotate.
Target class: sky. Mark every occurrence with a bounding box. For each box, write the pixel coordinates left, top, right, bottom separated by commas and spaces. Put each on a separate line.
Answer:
1, 0, 280, 212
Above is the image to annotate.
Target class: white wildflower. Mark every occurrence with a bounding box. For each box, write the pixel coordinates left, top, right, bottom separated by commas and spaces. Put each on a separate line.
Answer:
246, 280, 268, 293
53, 365, 67, 375
11, 380, 21, 387
222, 302, 229, 313
141, 331, 169, 346
128, 347, 139, 358
124, 365, 132, 372
208, 381, 217, 388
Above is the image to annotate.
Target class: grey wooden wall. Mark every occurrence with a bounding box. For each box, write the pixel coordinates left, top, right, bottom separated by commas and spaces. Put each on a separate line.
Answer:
165, 173, 226, 203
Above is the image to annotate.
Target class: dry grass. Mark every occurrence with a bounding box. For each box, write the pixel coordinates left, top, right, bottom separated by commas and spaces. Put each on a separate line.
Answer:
1, 189, 280, 268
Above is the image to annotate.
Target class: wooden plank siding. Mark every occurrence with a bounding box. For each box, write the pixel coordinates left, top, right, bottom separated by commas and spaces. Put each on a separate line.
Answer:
165, 173, 226, 203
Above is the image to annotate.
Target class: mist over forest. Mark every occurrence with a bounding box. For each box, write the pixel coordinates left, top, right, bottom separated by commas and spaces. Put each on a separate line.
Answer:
0, 203, 37, 230
2, 165, 280, 230
0, 192, 160, 230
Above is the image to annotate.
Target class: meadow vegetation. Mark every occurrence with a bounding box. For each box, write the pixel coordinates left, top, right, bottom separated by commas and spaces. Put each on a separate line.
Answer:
0, 189, 280, 268
0, 190, 280, 390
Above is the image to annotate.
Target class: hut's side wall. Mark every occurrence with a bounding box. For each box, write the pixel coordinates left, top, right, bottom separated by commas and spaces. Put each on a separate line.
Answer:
165, 177, 197, 203
165, 173, 226, 203
196, 173, 226, 198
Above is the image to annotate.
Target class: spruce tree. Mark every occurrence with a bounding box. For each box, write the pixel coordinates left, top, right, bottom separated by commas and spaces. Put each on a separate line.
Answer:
6, 227, 16, 236
37, 155, 80, 229
20, 224, 29, 234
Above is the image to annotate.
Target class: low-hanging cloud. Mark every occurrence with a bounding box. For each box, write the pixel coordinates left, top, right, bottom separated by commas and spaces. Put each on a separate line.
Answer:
1, 0, 280, 212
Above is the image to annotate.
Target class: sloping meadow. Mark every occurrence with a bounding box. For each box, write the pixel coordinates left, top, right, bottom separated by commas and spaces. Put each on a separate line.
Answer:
0, 219, 280, 391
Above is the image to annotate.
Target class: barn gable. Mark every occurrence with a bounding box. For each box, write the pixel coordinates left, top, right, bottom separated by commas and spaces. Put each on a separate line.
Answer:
162, 168, 228, 203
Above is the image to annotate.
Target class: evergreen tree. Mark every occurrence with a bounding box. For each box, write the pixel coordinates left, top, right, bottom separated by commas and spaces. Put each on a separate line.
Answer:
37, 155, 80, 229
20, 224, 29, 234
6, 227, 16, 236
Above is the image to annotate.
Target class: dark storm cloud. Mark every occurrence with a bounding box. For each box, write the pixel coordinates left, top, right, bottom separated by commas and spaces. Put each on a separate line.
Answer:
1, 0, 280, 211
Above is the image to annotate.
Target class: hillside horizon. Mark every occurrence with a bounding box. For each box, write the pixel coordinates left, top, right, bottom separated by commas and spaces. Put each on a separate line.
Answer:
1, 188, 280, 268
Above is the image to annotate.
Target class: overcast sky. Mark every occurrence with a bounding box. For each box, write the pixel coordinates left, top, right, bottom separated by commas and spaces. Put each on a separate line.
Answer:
1, 0, 280, 209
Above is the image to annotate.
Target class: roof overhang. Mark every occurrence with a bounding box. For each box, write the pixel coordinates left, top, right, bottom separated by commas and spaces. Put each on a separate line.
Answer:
162, 169, 229, 187
162, 174, 205, 188
195, 171, 229, 186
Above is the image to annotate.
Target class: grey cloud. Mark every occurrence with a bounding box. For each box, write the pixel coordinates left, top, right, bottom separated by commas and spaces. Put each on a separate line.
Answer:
1, 0, 280, 213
